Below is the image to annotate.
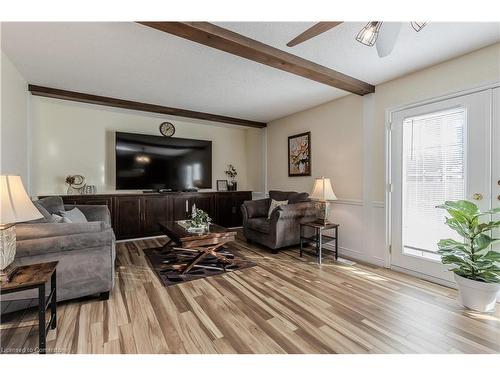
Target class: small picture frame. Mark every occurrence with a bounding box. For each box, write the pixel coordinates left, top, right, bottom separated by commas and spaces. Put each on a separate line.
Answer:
216, 179, 229, 191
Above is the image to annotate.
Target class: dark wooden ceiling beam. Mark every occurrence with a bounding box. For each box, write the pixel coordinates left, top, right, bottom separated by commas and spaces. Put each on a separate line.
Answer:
28, 85, 266, 128
287, 22, 343, 47
137, 22, 374, 96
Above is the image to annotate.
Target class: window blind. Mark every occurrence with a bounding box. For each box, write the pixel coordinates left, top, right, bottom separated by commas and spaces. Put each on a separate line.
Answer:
402, 108, 466, 260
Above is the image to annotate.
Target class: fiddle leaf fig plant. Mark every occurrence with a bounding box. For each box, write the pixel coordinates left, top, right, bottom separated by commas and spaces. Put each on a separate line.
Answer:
437, 200, 500, 283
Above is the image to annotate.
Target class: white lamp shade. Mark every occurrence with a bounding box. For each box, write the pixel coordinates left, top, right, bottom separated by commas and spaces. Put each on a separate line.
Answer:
0, 175, 42, 225
310, 177, 337, 201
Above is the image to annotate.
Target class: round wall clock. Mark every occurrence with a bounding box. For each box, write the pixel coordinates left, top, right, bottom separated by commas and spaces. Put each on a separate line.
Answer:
159, 122, 175, 137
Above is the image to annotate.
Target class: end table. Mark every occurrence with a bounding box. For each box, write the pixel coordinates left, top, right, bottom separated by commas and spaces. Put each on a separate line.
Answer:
299, 222, 339, 264
1, 261, 58, 354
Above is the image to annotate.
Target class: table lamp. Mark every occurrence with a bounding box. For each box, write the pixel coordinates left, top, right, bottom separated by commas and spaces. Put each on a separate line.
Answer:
310, 176, 337, 225
1, 175, 43, 283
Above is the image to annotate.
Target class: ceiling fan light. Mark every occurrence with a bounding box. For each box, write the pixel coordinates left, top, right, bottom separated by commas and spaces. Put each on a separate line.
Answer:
356, 22, 382, 46
411, 21, 428, 32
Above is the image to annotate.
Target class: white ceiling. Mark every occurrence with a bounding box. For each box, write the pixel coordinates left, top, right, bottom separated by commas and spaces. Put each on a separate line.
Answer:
2, 22, 499, 123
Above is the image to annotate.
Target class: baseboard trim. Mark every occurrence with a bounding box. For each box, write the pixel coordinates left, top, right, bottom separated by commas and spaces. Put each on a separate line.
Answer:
390, 265, 456, 289
335, 245, 385, 267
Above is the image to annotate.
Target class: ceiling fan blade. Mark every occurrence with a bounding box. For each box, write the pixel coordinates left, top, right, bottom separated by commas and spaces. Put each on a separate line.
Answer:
287, 22, 343, 47
375, 22, 402, 57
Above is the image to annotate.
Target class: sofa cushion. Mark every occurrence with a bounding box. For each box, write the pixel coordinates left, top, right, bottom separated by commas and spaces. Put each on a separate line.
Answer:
59, 207, 88, 223
15, 228, 114, 258
35, 196, 65, 215
246, 218, 271, 234
269, 190, 309, 204
31, 200, 53, 223
16, 222, 106, 241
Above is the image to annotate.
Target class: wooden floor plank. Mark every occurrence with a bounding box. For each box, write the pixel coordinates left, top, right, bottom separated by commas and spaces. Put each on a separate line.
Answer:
2, 234, 499, 354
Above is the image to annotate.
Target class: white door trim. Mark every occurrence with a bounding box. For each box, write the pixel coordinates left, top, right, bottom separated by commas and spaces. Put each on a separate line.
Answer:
384, 80, 500, 284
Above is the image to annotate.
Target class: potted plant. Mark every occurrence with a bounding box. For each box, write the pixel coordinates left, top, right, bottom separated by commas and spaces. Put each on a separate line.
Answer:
188, 206, 211, 232
437, 200, 500, 312
225, 164, 238, 191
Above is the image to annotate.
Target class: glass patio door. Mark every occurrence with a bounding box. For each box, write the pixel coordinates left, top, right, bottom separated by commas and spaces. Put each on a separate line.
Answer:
390, 90, 492, 282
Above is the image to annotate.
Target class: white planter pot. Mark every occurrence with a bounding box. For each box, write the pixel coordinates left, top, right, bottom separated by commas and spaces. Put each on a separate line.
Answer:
454, 273, 500, 312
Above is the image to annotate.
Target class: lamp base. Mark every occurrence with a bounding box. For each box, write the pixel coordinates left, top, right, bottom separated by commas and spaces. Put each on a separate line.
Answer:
314, 200, 331, 224
0, 263, 18, 284
1, 223, 17, 284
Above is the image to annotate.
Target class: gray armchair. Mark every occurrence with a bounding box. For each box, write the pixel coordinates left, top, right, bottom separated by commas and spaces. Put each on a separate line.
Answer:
241, 190, 318, 252
1, 197, 115, 314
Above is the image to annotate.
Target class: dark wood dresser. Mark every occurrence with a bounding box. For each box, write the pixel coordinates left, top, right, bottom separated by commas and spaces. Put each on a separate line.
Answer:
39, 191, 252, 240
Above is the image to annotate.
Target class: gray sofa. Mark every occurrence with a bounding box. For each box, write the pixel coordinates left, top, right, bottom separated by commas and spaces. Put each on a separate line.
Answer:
1, 197, 115, 314
241, 190, 318, 252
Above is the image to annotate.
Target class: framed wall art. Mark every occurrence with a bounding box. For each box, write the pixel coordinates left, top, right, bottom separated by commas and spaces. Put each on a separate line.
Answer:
288, 131, 311, 177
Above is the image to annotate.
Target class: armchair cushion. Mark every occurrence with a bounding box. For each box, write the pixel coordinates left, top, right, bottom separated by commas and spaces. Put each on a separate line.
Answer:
242, 198, 270, 219
269, 190, 309, 204
275, 201, 318, 220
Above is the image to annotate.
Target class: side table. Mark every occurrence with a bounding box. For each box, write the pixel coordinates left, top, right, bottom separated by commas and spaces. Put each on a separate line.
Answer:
299, 222, 339, 264
1, 261, 58, 354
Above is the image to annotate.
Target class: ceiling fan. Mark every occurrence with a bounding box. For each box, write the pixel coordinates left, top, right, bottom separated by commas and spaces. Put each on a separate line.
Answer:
287, 21, 428, 57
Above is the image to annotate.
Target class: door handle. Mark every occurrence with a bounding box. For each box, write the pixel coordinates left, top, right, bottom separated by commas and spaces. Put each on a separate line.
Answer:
472, 193, 483, 201
185, 200, 189, 213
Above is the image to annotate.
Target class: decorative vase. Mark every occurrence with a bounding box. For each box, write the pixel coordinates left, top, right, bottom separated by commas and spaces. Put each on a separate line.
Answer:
228, 181, 237, 191
454, 273, 500, 312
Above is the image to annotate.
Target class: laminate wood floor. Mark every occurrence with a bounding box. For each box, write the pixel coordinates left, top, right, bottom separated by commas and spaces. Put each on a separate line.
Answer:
1, 234, 499, 354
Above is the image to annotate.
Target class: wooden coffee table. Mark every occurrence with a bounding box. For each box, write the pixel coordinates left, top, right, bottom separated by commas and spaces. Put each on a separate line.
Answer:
158, 221, 237, 275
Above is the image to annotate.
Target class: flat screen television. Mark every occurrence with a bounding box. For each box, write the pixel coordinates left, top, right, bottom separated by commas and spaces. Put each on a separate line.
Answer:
115, 132, 212, 191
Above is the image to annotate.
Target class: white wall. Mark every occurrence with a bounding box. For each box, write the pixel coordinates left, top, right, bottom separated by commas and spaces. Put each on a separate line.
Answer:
30, 97, 263, 195
267, 94, 364, 200
267, 43, 500, 266
0, 50, 29, 188
371, 42, 500, 202
245, 127, 267, 195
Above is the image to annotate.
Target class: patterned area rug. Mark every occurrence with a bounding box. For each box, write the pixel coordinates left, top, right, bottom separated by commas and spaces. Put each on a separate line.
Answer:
144, 245, 256, 286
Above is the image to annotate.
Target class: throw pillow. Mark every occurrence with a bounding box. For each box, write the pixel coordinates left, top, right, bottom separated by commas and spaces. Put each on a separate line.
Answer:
59, 208, 88, 223
267, 199, 288, 218
36, 196, 65, 215
51, 214, 64, 223
32, 200, 53, 223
